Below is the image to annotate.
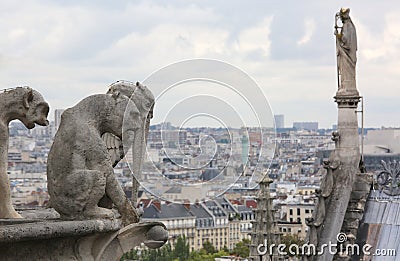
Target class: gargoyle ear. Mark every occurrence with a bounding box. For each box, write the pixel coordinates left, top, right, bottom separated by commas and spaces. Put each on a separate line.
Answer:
23, 89, 34, 109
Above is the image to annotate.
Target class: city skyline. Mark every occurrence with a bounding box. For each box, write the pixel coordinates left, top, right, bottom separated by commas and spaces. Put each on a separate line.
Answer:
2, 1, 400, 128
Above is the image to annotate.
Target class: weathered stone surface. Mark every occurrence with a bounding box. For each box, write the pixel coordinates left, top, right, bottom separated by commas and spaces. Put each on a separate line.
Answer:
249, 175, 280, 261
19, 208, 60, 219
0, 218, 121, 242
0, 209, 168, 261
349, 191, 368, 201
103, 81, 154, 204
352, 177, 371, 191
0, 87, 49, 219
335, 8, 358, 96
307, 9, 362, 261
47, 87, 153, 225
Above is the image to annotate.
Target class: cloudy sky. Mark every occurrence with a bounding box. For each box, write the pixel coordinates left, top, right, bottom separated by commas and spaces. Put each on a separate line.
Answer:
1, 0, 400, 128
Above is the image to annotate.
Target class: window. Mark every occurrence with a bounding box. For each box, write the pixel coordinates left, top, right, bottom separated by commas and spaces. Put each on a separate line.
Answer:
297, 208, 301, 215
289, 209, 293, 215
305, 209, 310, 214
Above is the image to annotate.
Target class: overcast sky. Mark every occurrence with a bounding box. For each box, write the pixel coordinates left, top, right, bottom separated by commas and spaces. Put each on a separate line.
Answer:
1, 1, 400, 128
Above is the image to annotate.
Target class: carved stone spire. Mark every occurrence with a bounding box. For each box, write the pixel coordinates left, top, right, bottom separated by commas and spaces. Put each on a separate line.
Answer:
249, 175, 280, 261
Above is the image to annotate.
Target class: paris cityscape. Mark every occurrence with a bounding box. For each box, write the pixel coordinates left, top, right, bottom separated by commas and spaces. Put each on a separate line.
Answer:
6, 113, 398, 260
2, 1, 400, 261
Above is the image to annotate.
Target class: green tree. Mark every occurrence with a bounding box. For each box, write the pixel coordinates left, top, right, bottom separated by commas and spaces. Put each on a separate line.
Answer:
188, 249, 229, 261
120, 248, 138, 260
202, 240, 216, 254
280, 234, 305, 257
188, 249, 207, 261
173, 236, 190, 261
231, 238, 250, 258
121, 243, 175, 261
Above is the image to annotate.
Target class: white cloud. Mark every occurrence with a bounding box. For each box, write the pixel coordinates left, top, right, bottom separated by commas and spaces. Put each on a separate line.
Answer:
297, 18, 316, 45
1, 1, 400, 127
358, 12, 400, 62
236, 16, 273, 57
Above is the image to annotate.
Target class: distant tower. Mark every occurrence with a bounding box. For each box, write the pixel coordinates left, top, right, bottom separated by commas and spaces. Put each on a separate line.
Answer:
241, 135, 249, 165
274, 115, 284, 129
249, 175, 280, 261
54, 109, 65, 131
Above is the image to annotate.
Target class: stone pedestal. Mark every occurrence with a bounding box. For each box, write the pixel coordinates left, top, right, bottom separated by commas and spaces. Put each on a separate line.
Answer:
0, 209, 168, 261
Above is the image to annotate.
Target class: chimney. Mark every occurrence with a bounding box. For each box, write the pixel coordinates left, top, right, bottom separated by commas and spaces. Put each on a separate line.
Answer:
152, 199, 161, 212
183, 199, 191, 210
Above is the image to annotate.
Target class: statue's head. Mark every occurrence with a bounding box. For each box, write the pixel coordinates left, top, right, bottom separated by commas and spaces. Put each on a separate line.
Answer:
107, 81, 155, 119
133, 82, 155, 119
339, 8, 350, 20
20, 88, 49, 129
107, 80, 135, 98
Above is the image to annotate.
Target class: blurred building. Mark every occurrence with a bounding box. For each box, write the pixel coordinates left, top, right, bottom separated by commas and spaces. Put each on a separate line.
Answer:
274, 114, 285, 129
293, 122, 318, 131
54, 109, 65, 131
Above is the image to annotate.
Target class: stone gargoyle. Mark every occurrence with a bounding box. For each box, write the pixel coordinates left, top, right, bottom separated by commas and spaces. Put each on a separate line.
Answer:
47, 83, 154, 225
0, 87, 49, 218
102, 81, 154, 205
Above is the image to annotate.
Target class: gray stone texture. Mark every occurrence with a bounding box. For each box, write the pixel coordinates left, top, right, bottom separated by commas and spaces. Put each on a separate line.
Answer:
0, 87, 49, 219
306, 8, 362, 261
0, 82, 166, 260
249, 176, 281, 261
47, 87, 154, 225
104, 81, 154, 204
335, 8, 359, 97
0, 209, 168, 261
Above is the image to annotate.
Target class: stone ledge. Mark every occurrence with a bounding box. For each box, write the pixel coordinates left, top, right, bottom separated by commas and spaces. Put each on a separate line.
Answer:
0, 218, 122, 243
0, 209, 168, 261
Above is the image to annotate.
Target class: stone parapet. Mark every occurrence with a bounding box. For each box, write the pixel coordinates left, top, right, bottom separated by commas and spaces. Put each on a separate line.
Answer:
0, 209, 168, 261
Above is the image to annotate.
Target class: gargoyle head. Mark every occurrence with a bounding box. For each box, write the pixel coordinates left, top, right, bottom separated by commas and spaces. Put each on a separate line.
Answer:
20, 88, 49, 129
107, 81, 154, 120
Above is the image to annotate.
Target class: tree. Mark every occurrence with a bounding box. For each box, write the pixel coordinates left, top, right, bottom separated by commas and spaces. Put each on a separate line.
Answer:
188, 249, 229, 261
173, 236, 190, 261
121, 243, 175, 261
280, 234, 305, 257
231, 238, 250, 258
120, 248, 138, 260
202, 240, 216, 254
